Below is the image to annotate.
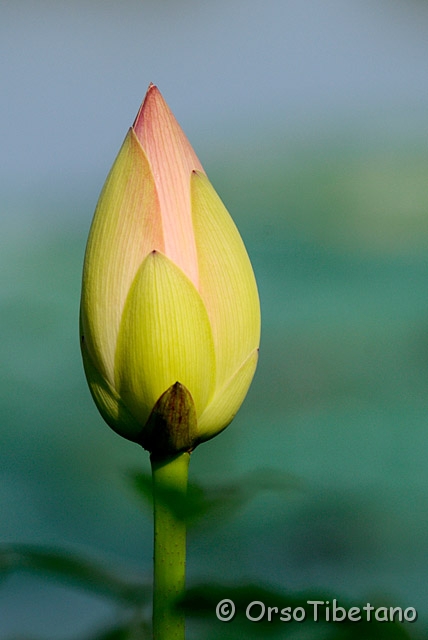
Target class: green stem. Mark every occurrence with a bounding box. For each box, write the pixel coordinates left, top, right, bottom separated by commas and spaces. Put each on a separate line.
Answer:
151, 452, 190, 640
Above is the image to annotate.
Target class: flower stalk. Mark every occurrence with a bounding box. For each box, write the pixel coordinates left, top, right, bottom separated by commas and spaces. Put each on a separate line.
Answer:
151, 452, 189, 640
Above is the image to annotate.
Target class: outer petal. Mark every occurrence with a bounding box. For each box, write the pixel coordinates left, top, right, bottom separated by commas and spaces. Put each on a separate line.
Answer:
81, 332, 142, 440
142, 382, 198, 456
191, 171, 261, 391
80, 129, 164, 385
197, 348, 259, 441
114, 251, 216, 428
133, 84, 204, 287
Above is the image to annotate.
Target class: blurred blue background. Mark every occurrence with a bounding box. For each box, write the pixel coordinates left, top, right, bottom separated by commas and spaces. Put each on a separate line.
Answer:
2, 0, 428, 637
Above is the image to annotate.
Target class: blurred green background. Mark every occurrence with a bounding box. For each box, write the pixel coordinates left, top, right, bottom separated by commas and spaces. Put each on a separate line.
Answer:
2, 0, 428, 637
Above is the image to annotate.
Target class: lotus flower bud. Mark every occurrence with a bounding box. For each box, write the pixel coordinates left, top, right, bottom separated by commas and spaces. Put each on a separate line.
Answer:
80, 84, 260, 457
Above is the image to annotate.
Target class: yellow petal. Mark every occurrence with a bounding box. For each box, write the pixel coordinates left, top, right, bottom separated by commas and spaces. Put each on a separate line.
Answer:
197, 348, 259, 442
80, 332, 142, 440
191, 171, 260, 391
114, 251, 216, 428
80, 128, 163, 385
133, 84, 204, 287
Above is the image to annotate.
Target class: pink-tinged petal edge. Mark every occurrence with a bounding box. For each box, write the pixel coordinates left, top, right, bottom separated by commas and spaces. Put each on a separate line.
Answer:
133, 84, 205, 288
